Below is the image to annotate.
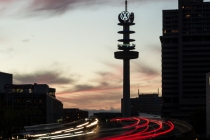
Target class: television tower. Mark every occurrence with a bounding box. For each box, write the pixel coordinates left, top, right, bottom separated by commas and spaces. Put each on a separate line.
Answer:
115, 0, 139, 117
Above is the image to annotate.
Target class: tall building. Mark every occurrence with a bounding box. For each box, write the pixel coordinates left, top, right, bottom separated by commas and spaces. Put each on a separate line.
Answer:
160, 0, 210, 121
114, 0, 138, 117
0, 72, 63, 126
206, 73, 210, 139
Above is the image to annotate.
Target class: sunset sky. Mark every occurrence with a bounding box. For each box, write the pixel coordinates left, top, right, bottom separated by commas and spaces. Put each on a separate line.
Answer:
0, 0, 194, 113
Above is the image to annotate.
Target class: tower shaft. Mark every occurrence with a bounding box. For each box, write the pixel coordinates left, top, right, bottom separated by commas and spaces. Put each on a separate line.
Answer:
123, 59, 130, 117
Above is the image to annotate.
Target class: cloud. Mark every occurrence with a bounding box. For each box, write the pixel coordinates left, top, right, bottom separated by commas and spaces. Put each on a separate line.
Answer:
0, 0, 14, 3
0, 0, 175, 17
22, 39, 30, 43
0, 47, 14, 53
14, 70, 75, 85
55, 61, 161, 109
58, 69, 122, 94
56, 69, 123, 110
57, 90, 122, 110
148, 44, 161, 54
132, 62, 159, 76
26, 0, 116, 16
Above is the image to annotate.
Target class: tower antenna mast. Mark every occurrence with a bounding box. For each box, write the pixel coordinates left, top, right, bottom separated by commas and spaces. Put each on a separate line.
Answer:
125, 0, 127, 12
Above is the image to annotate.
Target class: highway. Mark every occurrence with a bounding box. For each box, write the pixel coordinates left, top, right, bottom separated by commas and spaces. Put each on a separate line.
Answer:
18, 117, 177, 140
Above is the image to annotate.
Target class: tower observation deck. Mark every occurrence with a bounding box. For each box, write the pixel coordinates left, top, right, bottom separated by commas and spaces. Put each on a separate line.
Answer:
114, 0, 139, 117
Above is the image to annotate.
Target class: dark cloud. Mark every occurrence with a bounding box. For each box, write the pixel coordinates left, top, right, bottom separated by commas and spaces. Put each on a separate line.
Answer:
133, 62, 159, 76
14, 70, 75, 85
22, 39, 30, 43
28, 0, 176, 16
149, 45, 161, 54
0, 47, 14, 53
0, 0, 175, 17
67, 72, 122, 92
0, 0, 14, 3
66, 82, 120, 93
74, 84, 95, 91
60, 70, 122, 93
29, 0, 113, 16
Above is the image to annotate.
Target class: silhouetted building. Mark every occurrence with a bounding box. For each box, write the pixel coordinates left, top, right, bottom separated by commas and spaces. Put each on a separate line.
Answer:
206, 73, 210, 139
0, 72, 63, 126
63, 108, 88, 123
121, 91, 162, 116
93, 112, 121, 122
160, 0, 210, 122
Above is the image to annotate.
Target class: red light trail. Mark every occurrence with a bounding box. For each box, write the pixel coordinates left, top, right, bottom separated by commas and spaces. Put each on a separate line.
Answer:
98, 117, 174, 140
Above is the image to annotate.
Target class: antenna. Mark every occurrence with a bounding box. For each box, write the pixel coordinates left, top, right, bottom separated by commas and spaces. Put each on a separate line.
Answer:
125, 0, 127, 12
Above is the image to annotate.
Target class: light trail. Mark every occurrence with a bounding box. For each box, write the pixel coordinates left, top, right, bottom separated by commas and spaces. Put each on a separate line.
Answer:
18, 117, 174, 140
27, 118, 99, 139
98, 117, 174, 140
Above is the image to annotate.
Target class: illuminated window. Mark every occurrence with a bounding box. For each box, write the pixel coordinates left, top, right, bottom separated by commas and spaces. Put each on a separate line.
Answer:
185, 14, 190, 18
182, 6, 185, 9
164, 30, 167, 34
172, 30, 179, 33
16, 89, 23, 93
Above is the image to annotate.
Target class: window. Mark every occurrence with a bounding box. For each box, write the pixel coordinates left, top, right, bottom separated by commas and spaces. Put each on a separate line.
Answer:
16, 99, 21, 103
172, 30, 179, 33
34, 99, 37, 103
185, 14, 191, 18
164, 30, 167, 34
209, 77, 210, 85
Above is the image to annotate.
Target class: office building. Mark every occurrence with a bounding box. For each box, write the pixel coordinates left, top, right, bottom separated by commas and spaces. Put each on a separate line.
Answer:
160, 0, 210, 123
63, 108, 88, 123
0, 72, 63, 126
206, 73, 210, 139
121, 92, 162, 116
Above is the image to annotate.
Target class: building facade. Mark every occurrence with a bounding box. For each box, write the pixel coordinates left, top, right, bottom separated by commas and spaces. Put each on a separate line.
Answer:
206, 73, 210, 139
121, 92, 162, 116
0, 72, 63, 126
63, 108, 88, 123
160, 0, 210, 122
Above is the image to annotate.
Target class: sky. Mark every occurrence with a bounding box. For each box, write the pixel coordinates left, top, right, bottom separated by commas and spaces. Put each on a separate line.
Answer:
0, 0, 192, 113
